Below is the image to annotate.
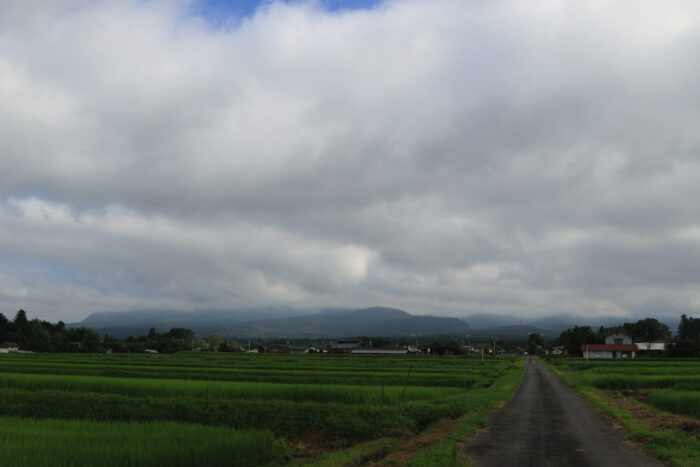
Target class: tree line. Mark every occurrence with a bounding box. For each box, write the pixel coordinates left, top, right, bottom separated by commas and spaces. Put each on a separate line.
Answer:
0, 310, 101, 352
555, 315, 700, 357
0, 310, 197, 354
3, 309, 700, 356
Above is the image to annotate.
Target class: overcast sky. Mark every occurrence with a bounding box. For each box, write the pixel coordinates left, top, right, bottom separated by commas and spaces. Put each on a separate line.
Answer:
2, 0, 700, 323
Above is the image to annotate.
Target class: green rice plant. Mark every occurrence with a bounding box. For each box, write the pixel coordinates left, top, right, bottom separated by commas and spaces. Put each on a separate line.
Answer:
0, 355, 509, 387
0, 372, 463, 404
585, 375, 700, 391
649, 390, 700, 419
0, 416, 287, 467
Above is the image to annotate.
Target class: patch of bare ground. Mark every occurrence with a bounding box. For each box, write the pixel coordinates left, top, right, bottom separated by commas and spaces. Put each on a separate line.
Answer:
368, 417, 461, 466
287, 430, 339, 457
288, 425, 412, 462
597, 390, 700, 436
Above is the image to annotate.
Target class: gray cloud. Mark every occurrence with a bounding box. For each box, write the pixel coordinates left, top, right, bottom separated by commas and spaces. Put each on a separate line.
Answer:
1, 0, 700, 322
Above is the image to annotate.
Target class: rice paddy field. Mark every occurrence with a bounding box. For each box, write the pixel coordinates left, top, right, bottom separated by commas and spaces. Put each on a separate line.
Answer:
0, 352, 524, 466
546, 358, 700, 467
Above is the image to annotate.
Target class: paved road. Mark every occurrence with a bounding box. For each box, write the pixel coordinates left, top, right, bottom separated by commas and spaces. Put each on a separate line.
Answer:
463, 357, 664, 467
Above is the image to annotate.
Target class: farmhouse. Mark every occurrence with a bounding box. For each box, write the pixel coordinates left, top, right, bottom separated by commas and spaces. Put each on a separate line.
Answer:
581, 334, 637, 359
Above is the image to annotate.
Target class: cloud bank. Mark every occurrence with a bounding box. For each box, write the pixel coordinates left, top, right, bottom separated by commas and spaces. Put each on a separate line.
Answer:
1, 0, 700, 322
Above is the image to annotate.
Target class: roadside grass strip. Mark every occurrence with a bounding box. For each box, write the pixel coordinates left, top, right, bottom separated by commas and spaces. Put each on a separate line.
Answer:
545, 358, 700, 467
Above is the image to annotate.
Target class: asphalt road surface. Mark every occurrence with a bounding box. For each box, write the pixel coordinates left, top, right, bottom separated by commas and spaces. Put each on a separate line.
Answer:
463, 357, 664, 467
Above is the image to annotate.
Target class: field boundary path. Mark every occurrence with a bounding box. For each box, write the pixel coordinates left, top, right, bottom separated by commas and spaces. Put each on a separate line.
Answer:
463, 357, 664, 467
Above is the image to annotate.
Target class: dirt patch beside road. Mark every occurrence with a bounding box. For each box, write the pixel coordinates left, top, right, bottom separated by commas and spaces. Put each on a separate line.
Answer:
598, 389, 700, 436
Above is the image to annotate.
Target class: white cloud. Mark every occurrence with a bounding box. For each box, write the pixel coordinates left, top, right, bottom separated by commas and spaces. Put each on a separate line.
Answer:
1, 0, 700, 322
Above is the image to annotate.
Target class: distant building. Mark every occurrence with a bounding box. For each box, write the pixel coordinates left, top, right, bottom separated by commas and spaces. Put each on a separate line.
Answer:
582, 334, 637, 358
331, 339, 363, 353
551, 346, 564, 355
635, 341, 668, 355
351, 348, 409, 355
605, 334, 632, 345
0, 342, 19, 353
267, 344, 288, 353
405, 345, 422, 354
428, 345, 456, 356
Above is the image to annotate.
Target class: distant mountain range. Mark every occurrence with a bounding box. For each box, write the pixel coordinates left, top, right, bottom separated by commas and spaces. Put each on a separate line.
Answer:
73, 308, 301, 338
229, 307, 469, 338
72, 307, 469, 339
71, 307, 680, 340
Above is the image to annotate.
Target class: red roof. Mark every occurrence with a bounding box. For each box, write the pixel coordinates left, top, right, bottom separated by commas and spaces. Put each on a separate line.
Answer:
581, 344, 638, 351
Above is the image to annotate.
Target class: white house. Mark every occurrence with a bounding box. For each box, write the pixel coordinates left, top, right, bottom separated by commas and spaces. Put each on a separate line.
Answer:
605, 334, 633, 345
581, 334, 638, 359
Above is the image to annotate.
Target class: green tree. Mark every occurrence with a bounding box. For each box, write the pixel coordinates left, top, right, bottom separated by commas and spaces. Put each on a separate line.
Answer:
25, 320, 51, 352
208, 334, 224, 352
14, 309, 28, 331
0, 313, 8, 340
676, 314, 700, 356
628, 318, 671, 350
557, 326, 601, 356
527, 333, 542, 355
81, 328, 102, 352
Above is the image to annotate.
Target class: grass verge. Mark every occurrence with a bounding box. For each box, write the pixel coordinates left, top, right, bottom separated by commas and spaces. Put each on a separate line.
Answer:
545, 358, 700, 467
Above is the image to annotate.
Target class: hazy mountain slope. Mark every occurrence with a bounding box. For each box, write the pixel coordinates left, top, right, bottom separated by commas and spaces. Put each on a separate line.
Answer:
71, 308, 302, 338
72, 306, 469, 338
231, 307, 470, 338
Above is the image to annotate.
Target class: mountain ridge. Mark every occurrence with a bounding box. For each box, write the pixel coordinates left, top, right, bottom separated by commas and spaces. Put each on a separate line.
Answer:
71, 306, 469, 338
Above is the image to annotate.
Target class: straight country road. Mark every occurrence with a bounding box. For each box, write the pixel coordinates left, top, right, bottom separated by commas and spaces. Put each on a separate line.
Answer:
463, 357, 664, 467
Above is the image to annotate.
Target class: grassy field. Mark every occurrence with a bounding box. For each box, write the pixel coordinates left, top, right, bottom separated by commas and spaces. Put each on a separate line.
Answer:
545, 357, 700, 467
0, 352, 524, 465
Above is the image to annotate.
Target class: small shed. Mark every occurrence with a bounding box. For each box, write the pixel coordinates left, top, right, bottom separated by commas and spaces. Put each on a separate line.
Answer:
581, 344, 638, 359
551, 346, 564, 355
635, 342, 668, 355
0, 342, 19, 353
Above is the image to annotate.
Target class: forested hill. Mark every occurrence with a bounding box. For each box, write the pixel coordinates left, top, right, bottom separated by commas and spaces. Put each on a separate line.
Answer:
73, 307, 470, 338
230, 307, 470, 338
73, 308, 301, 338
